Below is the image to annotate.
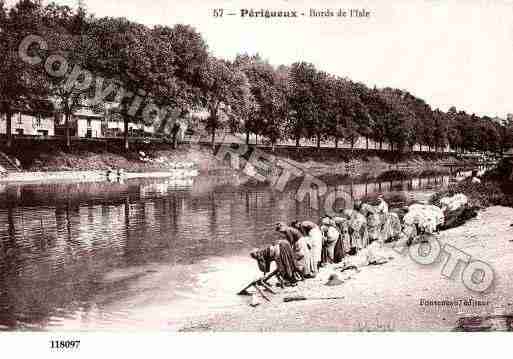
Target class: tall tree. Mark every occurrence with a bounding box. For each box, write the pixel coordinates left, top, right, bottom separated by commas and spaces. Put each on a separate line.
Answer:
0, 0, 48, 147
309, 70, 330, 150
446, 106, 462, 153
358, 86, 389, 150
42, 3, 96, 148
498, 115, 513, 155
200, 57, 245, 147
432, 109, 449, 152
351, 82, 374, 149
379, 88, 416, 151
150, 24, 209, 136
226, 70, 256, 138
288, 62, 317, 149
87, 16, 154, 151
236, 54, 286, 149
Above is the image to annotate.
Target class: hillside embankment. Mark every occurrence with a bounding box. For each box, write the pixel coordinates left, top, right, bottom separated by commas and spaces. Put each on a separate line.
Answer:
0, 139, 474, 181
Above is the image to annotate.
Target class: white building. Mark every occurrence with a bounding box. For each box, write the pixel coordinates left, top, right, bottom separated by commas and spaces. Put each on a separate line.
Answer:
56, 108, 155, 139
104, 119, 155, 137
54, 109, 103, 138
1, 103, 157, 139
73, 109, 104, 138
0, 112, 55, 137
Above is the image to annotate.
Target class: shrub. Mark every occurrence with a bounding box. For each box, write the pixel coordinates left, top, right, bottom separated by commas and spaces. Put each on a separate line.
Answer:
430, 179, 507, 208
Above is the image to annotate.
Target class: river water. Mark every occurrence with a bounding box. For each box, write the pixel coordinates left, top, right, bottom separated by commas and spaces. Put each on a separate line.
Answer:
0, 170, 471, 330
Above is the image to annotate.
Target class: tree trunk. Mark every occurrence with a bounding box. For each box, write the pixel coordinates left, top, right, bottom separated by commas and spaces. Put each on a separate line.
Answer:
6, 110, 12, 148
334, 137, 338, 149
65, 112, 71, 149
124, 115, 129, 151
246, 130, 249, 145
295, 136, 300, 151
366, 137, 369, 150
317, 133, 321, 151
271, 140, 276, 153
211, 128, 216, 148
157, 116, 169, 134
171, 128, 177, 149
379, 141, 383, 150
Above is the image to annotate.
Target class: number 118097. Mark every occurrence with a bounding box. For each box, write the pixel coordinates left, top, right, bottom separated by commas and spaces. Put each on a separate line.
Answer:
50, 340, 80, 350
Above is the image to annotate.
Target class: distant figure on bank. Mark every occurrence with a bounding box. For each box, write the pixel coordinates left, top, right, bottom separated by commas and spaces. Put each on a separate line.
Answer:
170, 119, 188, 149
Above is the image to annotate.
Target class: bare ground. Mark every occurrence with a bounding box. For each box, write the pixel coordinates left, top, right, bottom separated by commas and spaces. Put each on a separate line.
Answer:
179, 206, 513, 332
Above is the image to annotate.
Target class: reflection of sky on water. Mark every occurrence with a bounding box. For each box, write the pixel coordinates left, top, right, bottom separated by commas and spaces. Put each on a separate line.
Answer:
0, 171, 460, 330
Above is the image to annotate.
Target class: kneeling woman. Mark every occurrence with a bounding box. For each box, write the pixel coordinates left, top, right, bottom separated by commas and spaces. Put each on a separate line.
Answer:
276, 222, 317, 278
292, 220, 323, 269
250, 239, 301, 287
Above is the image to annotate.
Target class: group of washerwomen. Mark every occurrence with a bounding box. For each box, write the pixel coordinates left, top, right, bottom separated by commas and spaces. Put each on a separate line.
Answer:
250, 196, 406, 288
250, 192, 472, 287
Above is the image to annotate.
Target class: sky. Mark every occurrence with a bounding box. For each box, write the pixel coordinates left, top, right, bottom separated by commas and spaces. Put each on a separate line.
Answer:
6, 0, 513, 117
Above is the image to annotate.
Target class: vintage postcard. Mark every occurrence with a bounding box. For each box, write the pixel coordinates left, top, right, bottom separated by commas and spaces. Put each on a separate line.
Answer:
0, 0, 512, 349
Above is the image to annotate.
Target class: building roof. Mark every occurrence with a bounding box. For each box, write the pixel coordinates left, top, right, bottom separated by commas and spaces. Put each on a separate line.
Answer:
10, 99, 55, 117
73, 108, 104, 119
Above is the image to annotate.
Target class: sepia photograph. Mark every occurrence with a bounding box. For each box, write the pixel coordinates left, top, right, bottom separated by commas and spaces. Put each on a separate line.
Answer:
0, 0, 513, 350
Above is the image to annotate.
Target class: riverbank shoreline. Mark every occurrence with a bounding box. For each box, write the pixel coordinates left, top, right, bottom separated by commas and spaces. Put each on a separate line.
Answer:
178, 206, 513, 332
2, 138, 476, 172
0, 168, 200, 184
0, 144, 479, 186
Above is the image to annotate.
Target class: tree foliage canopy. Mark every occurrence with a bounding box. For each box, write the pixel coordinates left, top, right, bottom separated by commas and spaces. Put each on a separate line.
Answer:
0, 0, 510, 154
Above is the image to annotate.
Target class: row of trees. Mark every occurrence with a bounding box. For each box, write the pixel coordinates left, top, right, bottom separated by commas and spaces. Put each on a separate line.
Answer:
232, 56, 513, 154
1, 0, 513, 154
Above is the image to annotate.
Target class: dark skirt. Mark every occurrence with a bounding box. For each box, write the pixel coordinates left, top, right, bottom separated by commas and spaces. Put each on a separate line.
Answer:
277, 240, 300, 283
333, 238, 345, 263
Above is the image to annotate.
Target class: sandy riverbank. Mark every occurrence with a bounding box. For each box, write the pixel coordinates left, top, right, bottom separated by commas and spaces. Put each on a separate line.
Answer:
0, 145, 469, 187
0, 168, 199, 184
179, 206, 513, 331
2, 142, 468, 176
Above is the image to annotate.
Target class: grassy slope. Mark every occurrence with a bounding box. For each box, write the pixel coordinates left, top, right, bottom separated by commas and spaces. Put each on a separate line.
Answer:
3, 139, 465, 175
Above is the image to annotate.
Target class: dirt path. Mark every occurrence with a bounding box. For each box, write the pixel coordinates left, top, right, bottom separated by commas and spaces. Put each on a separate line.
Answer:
180, 206, 513, 331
